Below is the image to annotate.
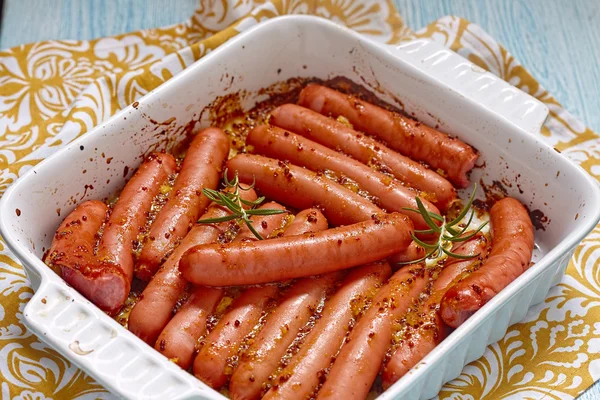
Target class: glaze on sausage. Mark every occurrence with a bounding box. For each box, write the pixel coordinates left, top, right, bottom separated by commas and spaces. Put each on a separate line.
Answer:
381, 233, 489, 388
269, 104, 456, 211
262, 262, 392, 400
247, 124, 440, 230
297, 84, 478, 187
180, 212, 414, 286
226, 154, 382, 225
229, 209, 336, 400
155, 286, 223, 369
45, 201, 118, 311
440, 197, 534, 328
136, 128, 229, 281
128, 185, 257, 344
62, 153, 176, 314
315, 264, 428, 400
193, 204, 288, 389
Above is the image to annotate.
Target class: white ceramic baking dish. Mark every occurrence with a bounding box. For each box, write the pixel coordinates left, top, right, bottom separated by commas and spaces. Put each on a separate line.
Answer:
1, 15, 599, 400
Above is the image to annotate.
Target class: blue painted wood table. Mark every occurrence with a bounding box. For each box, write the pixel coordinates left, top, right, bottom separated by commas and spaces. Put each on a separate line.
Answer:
1, 1, 599, 399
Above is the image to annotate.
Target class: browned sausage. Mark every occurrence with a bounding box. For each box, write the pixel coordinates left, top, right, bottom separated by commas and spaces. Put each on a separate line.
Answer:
193, 285, 279, 389
45, 201, 120, 311
229, 209, 336, 400
278, 208, 329, 237
180, 212, 413, 286
157, 202, 287, 370
298, 84, 478, 187
226, 154, 382, 225
381, 233, 489, 388
193, 205, 288, 389
62, 153, 175, 314
315, 264, 428, 400
440, 197, 534, 328
262, 262, 392, 400
233, 201, 290, 241
247, 124, 440, 230
269, 104, 456, 211
154, 286, 223, 369
136, 128, 229, 281
128, 185, 258, 344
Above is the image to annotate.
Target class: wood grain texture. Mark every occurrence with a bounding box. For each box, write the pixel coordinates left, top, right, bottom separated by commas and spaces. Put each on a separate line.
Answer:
0, 1, 599, 399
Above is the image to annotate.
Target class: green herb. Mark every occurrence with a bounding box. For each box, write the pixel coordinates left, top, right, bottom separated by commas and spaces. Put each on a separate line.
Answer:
197, 169, 288, 240
399, 184, 488, 265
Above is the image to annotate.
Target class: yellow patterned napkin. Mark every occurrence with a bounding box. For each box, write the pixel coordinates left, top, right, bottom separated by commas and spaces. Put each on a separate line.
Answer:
0, 1, 598, 399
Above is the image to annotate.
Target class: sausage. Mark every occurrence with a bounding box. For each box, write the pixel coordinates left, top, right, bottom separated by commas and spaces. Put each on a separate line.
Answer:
63, 153, 175, 314
229, 209, 336, 400
440, 197, 535, 328
154, 286, 223, 369
278, 208, 329, 237
315, 264, 428, 400
128, 185, 258, 344
136, 128, 229, 281
226, 154, 382, 225
158, 201, 287, 370
297, 84, 478, 187
193, 205, 288, 389
388, 241, 425, 267
432, 233, 489, 292
180, 212, 414, 286
193, 285, 279, 389
233, 201, 289, 241
262, 262, 391, 400
45, 201, 120, 311
247, 124, 440, 230
381, 233, 489, 388
269, 104, 456, 211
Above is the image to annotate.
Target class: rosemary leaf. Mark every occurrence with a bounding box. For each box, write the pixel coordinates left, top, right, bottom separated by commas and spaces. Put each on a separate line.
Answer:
244, 218, 264, 240
416, 197, 441, 233
197, 215, 239, 224
410, 234, 439, 250
448, 183, 478, 227
441, 247, 480, 260
245, 209, 289, 216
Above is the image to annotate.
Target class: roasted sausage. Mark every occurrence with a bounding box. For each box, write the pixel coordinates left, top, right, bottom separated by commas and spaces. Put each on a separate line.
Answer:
297, 84, 478, 187
381, 233, 489, 388
262, 262, 392, 400
229, 209, 336, 400
180, 212, 414, 286
440, 197, 535, 328
269, 104, 456, 211
315, 264, 428, 400
155, 286, 223, 369
247, 124, 440, 230
60, 153, 175, 314
193, 204, 288, 389
193, 285, 279, 389
226, 154, 382, 225
45, 201, 118, 310
136, 128, 229, 281
128, 185, 258, 344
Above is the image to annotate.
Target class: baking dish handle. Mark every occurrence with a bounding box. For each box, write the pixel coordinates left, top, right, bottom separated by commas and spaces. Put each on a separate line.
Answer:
385, 39, 549, 135
23, 274, 212, 400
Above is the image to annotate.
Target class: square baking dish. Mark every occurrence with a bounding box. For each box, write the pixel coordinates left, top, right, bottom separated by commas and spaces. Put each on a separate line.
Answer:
1, 15, 599, 400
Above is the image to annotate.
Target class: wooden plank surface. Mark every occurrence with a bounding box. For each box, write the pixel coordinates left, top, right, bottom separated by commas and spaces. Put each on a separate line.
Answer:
0, 1, 599, 399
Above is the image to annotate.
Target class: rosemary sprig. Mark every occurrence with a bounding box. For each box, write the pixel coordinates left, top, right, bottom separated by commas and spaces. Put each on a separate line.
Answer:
197, 169, 288, 240
398, 183, 488, 265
